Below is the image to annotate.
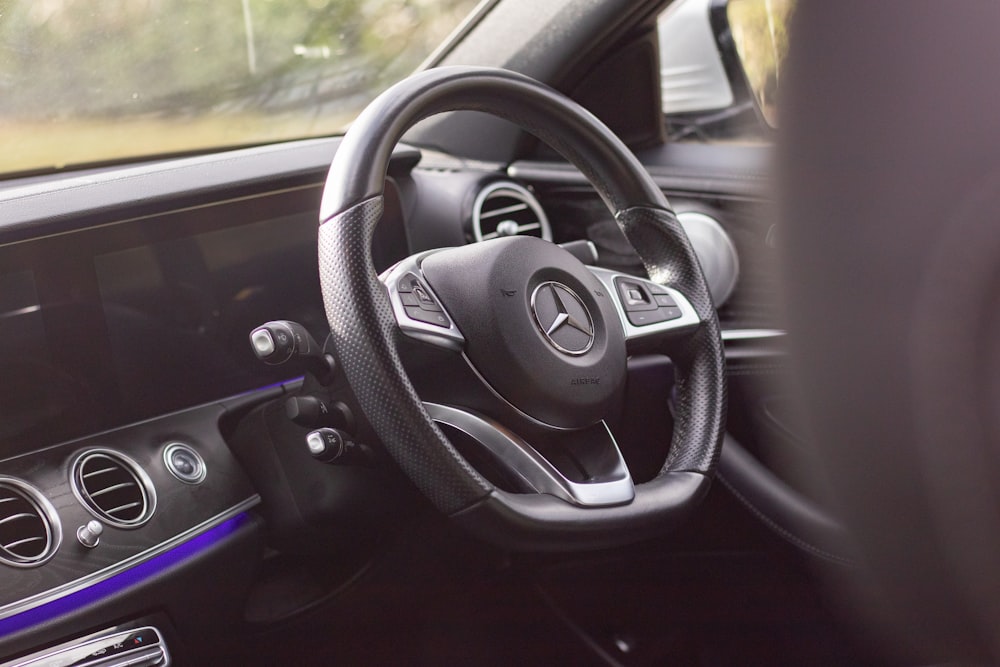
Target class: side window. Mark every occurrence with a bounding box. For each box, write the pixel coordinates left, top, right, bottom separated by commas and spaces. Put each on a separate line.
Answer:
657, 0, 795, 143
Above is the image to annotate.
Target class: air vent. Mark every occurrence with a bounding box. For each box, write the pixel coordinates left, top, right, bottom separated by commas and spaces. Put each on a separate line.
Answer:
0, 478, 61, 568
73, 450, 155, 528
472, 181, 551, 243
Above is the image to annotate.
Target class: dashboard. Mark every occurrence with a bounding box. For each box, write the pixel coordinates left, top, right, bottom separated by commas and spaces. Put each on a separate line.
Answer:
0, 135, 779, 663
2, 187, 326, 455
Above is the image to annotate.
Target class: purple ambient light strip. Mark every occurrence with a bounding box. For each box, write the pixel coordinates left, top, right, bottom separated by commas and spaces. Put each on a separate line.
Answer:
236, 377, 302, 397
0, 513, 250, 638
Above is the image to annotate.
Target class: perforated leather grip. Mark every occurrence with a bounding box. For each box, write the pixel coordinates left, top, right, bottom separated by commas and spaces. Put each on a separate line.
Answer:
318, 196, 492, 513
617, 206, 726, 475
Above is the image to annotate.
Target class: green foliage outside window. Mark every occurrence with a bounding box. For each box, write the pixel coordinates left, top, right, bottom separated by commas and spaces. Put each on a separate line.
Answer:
728, 0, 795, 126
0, 0, 478, 174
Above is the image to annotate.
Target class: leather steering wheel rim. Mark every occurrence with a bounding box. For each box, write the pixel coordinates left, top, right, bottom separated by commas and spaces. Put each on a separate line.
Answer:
317, 66, 725, 551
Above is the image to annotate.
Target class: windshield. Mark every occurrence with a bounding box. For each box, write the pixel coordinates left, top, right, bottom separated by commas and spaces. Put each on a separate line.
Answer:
0, 0, 479, 177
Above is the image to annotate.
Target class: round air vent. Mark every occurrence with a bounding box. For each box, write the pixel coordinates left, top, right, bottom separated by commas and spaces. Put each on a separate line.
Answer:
72, 450, 156, 528
472, 181, 551, 243
0, 477, 61, 568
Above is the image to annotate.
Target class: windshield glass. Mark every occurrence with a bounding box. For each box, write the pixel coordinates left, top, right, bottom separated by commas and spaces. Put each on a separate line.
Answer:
0, 0, 479, 177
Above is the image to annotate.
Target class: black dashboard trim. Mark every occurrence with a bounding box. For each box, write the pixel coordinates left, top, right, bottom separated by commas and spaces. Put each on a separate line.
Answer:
508, 159, 768, 198
0, 138, 421, 246
0, 183, 321, 248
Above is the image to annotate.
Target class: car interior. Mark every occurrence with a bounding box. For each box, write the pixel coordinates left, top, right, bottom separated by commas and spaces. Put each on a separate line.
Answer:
2, 0, 993, 665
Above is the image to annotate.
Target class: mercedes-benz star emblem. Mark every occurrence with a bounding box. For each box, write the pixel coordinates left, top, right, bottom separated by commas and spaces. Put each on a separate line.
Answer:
530, 282, 595, 356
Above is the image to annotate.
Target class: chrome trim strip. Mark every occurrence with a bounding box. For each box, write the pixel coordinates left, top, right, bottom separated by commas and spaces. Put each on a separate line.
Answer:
88, 483, 136, 498
5, 625, 169, 667
425, 403, 634, 507
0, 514, 37, 526
0, 496, 259, 622
480, 202, 528, 219
4, 537, 44, 549
721, 328, 786, 341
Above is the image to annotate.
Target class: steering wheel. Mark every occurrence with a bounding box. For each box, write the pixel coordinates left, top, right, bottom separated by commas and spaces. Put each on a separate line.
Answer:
317, 67, 725, 552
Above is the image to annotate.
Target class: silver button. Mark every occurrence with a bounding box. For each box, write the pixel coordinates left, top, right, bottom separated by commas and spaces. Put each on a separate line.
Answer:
251, 329, 275, 356
306, 432, 326, 455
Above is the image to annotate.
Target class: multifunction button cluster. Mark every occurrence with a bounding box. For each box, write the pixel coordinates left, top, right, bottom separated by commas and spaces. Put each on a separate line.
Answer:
396, 273, 451, 329
614, 277, 683, 327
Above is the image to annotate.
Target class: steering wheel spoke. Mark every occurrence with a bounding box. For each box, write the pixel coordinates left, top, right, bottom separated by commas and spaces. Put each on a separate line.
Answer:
425, 403, 635, 507
587, 266, 701, 352
381, 252, 465, 350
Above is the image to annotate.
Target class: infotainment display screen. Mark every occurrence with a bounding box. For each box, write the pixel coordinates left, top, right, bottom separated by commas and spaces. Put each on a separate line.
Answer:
0, 270, 101, 450
0, 181, 408, 457
94, 209, 325, 421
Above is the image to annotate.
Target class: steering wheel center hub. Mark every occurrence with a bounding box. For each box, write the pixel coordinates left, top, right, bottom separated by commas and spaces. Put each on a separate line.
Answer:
530, 281, 595, 356
420, 236, 626, 429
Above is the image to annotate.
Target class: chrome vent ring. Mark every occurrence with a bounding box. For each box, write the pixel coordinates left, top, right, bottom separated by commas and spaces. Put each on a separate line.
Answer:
72, 450, 156, 529
0, 478, 61, 568
472, 181, 551, 243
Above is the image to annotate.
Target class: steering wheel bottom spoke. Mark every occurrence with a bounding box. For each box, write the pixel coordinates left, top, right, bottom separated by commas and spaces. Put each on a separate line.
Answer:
425, 403, 635, 507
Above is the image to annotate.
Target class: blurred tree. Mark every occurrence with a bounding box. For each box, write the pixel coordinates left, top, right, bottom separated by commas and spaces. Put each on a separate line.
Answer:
727, 0, 795, 125
0, 0, 476, 118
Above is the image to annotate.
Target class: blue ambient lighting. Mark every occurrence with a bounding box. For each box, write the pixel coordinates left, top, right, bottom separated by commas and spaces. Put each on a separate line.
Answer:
0, 513, 250, 637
